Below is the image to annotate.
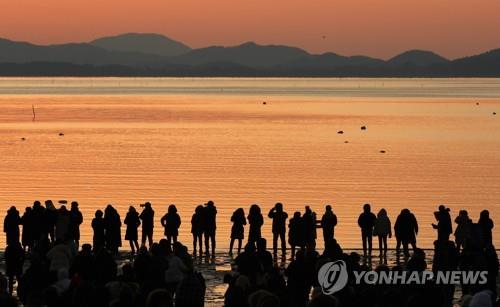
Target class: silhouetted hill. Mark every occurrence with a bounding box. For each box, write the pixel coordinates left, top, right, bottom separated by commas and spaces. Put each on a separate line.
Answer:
173, 42, 310, 67
450, 49, 500, 76
0, 38, 171, 67
1, 35, 500, 76
91, 33, 191, 57
388, 50, 449, 66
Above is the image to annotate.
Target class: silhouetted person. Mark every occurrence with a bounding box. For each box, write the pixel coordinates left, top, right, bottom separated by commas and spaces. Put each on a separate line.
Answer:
373, 208, 392, 256
91, 210, 105, 252
256, 238, 273, 272
104, 205, 122, 254
125, 206, 140, 254
230, 208, 246, 255
191, 205, 205, 256
20, 207, 33, 251
357, 203, 376, 257
70, 243, 94, 281
394, 208, 418, 256
407, 248, 427, 272
432, 239, 459, 306
432, 205, 452, 241
31, 200, 47, 243
248, 204, 263, 245
4, 241, 24, 294
203, 200, 217, 257
3, 206, 20, 246
45, 200, 57, 243
175, 265, 206, 307
320, 205, 337, 244
165, 240, 187, 293
286, 250, 310, 307
94, 247, 118, 285
454, 209, 471, 250
268, 202, 288, 257
478, 209, 493, 247
322, 237, 343, 261
302, 206, 317, 248
288, 211, 304, 260
69, 201, 83, 249
16, 255, 50, 304
6, 201, 495, 307
484, 245, 499, 293
139, 201, 154, 248
161, 204, 181, 245
224, 274, 249, 307
234, 242, 259, 280
55, 205, 71, 242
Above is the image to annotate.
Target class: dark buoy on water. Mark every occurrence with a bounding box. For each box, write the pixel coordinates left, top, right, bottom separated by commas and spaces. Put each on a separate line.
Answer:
476, 102, 480, 106
262, 101, 267, 105
493, 112, 497, 115
59, 133, 64, 136
21, 137, 26, 141
380, 150, 386, 153
337, 130, 344, 134
361, 126, 366, 130
344, 141, 349, 144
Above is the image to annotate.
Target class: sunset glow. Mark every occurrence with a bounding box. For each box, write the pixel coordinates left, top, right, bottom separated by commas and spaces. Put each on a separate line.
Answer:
1, 0, 500, 59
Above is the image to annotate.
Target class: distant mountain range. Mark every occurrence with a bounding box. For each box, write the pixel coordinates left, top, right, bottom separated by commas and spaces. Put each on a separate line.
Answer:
1, 33, 499, 76
90, 33, 191, 57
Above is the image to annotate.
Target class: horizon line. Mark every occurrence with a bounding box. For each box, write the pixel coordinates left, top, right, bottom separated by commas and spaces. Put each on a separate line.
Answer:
2, 32, 498, 61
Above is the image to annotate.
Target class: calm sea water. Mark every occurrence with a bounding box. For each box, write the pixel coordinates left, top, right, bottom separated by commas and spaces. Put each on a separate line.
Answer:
0, 78, 499, 250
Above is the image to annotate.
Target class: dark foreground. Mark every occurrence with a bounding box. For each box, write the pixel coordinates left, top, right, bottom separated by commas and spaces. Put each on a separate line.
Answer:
0, 244, 499, 307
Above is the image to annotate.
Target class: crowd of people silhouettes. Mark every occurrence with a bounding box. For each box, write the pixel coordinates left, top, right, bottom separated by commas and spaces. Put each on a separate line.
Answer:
1, 200, 498, 307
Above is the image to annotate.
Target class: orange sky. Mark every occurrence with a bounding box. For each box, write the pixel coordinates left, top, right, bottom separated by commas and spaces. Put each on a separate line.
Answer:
1, 0, 499, 59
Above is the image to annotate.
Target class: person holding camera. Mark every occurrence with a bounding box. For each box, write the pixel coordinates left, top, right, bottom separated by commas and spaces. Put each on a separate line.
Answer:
432, 205, 452, 242
268, 202, 288, 258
